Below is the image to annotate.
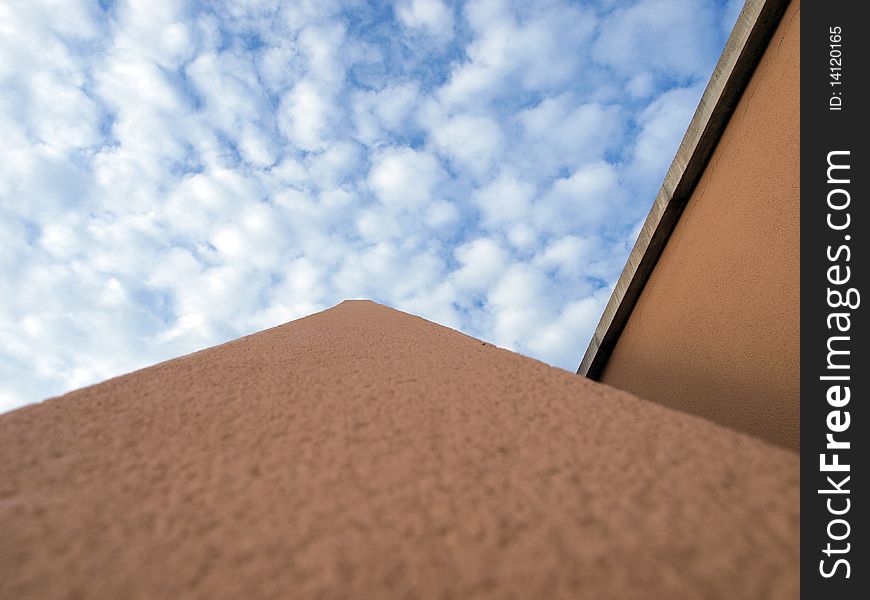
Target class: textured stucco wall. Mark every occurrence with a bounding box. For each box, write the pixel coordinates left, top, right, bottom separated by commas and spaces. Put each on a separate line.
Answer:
600, 0, 800, 450
1, 301, 798, 599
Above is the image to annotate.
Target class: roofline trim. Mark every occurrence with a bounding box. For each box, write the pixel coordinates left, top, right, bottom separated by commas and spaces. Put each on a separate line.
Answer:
578, 0, 791, 378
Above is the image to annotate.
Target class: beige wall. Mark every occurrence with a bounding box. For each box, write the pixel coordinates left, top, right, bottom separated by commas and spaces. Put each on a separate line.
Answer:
600, 0, 800, 450
0, 300, 800, 598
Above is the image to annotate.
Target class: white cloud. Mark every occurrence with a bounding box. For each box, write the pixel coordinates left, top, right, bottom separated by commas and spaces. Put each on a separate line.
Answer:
517, 96, 624, 174
185, 51, 267, 130
279, 79, 333, 151
428, 112, 503, 177
625, 72, 656, 98
110, 0, 195, 68
309, 142, 362, 186
453, 238, 509, 293
593, 0, 719, 81
526, 293, 610, 367
630, 83, 706, 189
534, 235, 597, 278
0, 0, 735, 411
487, 263, 548, 351
425, 200, 460, 231
396, 0, 454, 39
27, 72, 102, 150
368, 146, 445, 207
537, 161, 628, 235
473, 173, 535, 229
297, 24, 348, 86
439, 0, 596, 107
376, 83, 420, 131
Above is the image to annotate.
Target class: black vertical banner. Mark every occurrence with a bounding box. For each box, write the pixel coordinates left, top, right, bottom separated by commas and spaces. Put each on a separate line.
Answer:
802, 1, 868, 597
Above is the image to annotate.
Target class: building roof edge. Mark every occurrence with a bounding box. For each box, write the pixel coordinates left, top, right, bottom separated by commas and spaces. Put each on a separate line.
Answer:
578, 0, 791, 378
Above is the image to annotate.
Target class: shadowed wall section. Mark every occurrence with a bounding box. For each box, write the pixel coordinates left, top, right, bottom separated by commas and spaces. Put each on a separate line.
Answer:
1, 301, 798, 599
599, 0, 800, 450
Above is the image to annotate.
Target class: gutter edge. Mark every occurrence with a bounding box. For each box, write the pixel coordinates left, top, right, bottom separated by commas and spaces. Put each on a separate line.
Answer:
578, 0, 791, 378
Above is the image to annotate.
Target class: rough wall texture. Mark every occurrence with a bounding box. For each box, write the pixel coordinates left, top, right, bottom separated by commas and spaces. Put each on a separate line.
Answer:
1, 301, 798, 599
600, 0, 800, 450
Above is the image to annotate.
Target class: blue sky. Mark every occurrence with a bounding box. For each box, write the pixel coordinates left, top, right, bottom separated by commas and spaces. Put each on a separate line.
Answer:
0, 0, 742, 412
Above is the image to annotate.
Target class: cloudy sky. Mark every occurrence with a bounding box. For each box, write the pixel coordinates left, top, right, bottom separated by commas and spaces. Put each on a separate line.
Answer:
0, 0, 741, 412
